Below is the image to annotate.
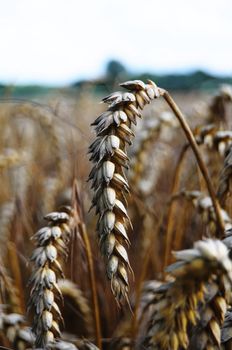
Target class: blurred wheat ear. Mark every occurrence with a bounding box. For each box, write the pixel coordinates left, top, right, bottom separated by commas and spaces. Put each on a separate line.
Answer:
194, 124, 232, 156
177, 190, 232, 234
142, 239, 232, 350
58, 278, 94, 337
218, 145, 232, 207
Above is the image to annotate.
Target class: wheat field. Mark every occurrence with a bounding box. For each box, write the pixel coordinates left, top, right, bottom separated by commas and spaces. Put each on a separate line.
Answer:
0, 79, 232, 350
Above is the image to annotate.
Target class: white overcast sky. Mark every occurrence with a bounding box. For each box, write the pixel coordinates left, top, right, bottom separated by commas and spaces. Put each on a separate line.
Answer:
0, 0, 231, 85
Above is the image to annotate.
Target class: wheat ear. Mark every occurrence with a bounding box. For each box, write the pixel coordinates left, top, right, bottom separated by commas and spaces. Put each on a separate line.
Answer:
143, 239, 232, 349
88, 80, 160, 303
194, 124, 232, 156
217, 145, 232, 207
208, 85, 232, 124
0, 310, 35, 349
0, 201, 15, 249
28, 208, 72, 348
130, 113, 177, 193
180, 190, 232, 234
0, 148, 24, 169
189, 278, 228, 349
220, 228, 232, 348
221, 310, 232, 348
0, 256, 23, 316
110, 336, 132, 349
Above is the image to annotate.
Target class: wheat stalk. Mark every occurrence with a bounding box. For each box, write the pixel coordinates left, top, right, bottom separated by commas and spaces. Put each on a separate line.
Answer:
163, 144, 190, 267
72, 180, 102, 348
143, 239, 232, 349
159, 89, 225, 235
28, 207, 73, 348
88, 80, 160, 303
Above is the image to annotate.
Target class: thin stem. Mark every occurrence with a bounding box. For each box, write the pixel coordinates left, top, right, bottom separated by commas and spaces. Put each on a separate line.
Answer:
7, 242, 25, 314
163, 144, 189, 268
72, 180, 102, 349
159, 89, 225, 237
131, 241, 153, 340
131, 211, 164, 341
80, 223, 102, 349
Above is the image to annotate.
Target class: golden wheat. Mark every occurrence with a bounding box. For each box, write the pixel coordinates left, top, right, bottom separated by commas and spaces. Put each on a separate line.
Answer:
28, 208, 73, 348
1, 76, 232, 350
178, 190, 232, 234
88, 80, 160, 303
143, 239, 232, 349
218, 145, 232, 207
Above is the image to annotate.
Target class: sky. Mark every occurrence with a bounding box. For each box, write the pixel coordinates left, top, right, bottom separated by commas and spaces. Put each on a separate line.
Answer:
0, 0, 231, 85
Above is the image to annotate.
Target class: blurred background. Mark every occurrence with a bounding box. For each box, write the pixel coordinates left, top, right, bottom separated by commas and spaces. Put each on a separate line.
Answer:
1, 1, 232, 348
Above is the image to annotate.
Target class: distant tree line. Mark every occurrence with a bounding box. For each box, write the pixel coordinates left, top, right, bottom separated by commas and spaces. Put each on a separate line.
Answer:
73, 60, 232, 93
0, 60, 232, 98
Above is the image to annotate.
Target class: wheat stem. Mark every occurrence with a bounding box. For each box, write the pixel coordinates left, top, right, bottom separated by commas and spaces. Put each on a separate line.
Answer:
159, 89, 225, 236
131, 214, 164, 342
72, 180, 102, 349
163, 144, 189, 268
81, 223, 102, 349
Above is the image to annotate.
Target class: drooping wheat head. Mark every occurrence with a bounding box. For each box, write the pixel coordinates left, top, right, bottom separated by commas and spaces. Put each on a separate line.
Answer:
88, 80, 160, 303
